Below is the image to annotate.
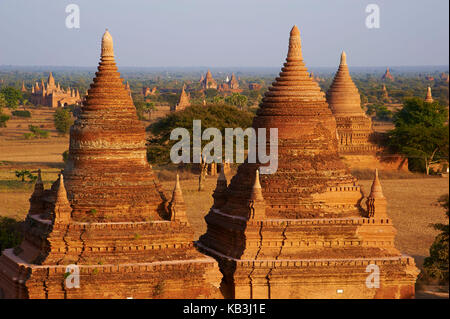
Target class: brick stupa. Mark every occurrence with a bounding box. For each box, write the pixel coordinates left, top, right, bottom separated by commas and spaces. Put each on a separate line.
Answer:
202, 70, 217, 89
197, 26, 418, 299
327, 52, 406, 170
327, 51, 374, 150
424, 86, 434, 103
0, 30, 221, 299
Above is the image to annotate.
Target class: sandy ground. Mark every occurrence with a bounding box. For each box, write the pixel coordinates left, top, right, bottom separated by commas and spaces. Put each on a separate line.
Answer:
0, 108, 69, 165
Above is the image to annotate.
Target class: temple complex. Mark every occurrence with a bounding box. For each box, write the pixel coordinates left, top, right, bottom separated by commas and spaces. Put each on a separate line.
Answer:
172, 84, 191, 111
143, 86, 157, 97
197, 26, 418, 299
424, 86, 434, 103
0, 30, 221, 299
218, 73, 242, 93
202, 70, 217, 90
382, 68, 394, 81
327, 52, 406, 170
30, 72, 82, 107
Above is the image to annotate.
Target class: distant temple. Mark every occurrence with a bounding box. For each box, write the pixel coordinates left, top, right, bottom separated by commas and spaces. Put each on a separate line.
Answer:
218, 73, 242, 93
424, 86, 434, 103
201, 70, 217, 90
30, 72, 82, 107
327, 52, 406, 170
142, 86, 157, 97
172, 83, 191, 111
381, 67, 394, 81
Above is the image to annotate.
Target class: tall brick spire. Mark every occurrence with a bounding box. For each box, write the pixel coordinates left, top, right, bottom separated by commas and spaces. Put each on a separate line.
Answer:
198, 25, 418, 299
63, 29, 168, 222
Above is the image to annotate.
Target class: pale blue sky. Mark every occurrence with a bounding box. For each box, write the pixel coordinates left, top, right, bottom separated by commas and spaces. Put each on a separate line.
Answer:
0, 0, 448, 67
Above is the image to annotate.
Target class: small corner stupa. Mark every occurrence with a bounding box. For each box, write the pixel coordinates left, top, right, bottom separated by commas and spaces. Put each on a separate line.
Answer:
197, 26, 418, 299
0, 29, 221, 299
424, 86, 434, 103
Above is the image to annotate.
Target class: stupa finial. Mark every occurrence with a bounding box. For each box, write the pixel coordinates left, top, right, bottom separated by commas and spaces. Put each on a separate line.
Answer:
340, 51, 347, 66
287, 25, 303, 60
101, 29, 114, 58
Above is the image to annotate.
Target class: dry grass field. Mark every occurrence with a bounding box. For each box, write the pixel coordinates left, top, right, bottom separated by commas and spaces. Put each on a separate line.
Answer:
0, 107, 448, 298
0, 107, 68, 165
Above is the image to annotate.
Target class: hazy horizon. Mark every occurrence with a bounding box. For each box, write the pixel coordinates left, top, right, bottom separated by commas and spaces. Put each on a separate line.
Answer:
0, 0, 448, 68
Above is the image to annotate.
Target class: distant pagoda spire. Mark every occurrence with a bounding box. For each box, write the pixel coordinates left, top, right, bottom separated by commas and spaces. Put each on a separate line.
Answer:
326, 51, 364, 116
48, 72, 55, 87
21, 81, 27, 92
424, 86, 434, 103
382, 67, 394, 81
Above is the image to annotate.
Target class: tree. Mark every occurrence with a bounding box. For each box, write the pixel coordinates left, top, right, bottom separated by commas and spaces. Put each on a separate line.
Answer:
388, 98, 449, 175
147, 104, 254, 165
0, 87, 22, 109
15, 170, 31, 182
135, 101, 156, 120
225, 93, 248, 109
0, 114, 10, 128
54, 107, 73, 135
423, 194, 449, 284
0, 93, 7, 112
204, 89, 218, 99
